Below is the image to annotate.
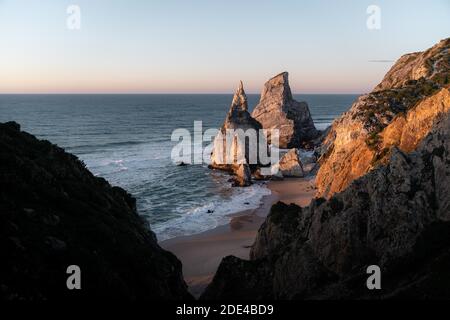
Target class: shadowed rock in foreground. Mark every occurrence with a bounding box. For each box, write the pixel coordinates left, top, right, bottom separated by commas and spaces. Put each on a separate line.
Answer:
201, 112, 450, 300
0, 122, 192, 300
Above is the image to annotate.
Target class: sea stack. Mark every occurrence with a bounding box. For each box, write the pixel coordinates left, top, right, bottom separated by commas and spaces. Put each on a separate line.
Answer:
210, 81, 267, 186
251, 72, 318, 148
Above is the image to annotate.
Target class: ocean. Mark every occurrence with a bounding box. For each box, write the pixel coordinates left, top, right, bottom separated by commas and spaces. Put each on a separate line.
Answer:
0, 94, 358, 241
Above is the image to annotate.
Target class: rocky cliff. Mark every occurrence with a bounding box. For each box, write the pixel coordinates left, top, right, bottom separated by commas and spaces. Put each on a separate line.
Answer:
210, 81, 266, 186
0, 122, 192, 300
252, 72, 318, 148
202, 111, 450, 300
316, 38, 450, 198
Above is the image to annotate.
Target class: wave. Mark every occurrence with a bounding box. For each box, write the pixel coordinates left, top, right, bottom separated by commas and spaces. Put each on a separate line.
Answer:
152, 183, 271, 242
90, 159, 129, 174
314, 121, 332, 131
67, 140, 145, 151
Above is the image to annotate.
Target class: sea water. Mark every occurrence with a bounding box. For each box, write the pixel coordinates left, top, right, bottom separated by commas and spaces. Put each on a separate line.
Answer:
0, 94, 357, 241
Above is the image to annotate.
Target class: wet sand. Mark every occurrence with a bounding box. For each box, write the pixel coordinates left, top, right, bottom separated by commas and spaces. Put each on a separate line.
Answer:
160, 177, 316, 297
268, 176, 316, 207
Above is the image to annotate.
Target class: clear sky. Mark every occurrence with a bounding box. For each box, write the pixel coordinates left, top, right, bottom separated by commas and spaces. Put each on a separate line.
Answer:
0, 0, 449, 94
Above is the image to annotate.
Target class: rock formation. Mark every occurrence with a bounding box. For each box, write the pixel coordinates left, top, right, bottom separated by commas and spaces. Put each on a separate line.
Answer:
251, 72, 318, 148
272, 148, 304, 177
202, 111, 450, 300
374, 38, 450, 91
210, 81, 267, 186
233, 164, 252, 187
316, 38, 450, 198
0, 122, 192, 300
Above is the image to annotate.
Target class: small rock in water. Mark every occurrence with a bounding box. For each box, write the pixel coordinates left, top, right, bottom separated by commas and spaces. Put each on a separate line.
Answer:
244, 202, 250, 205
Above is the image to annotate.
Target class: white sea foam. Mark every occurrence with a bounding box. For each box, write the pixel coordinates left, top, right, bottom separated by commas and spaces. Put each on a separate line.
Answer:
152, 183, 271, 242
315, 122, 332, 131
1, 94, 353, 245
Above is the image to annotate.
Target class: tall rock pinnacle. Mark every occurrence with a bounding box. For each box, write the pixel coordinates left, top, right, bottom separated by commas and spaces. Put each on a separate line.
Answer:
210, 81, 267, 186
230, 80, 248, 112
252, 72, 318, 148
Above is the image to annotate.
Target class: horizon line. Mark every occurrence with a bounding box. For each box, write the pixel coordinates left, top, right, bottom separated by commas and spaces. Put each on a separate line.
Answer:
0, 92, 364, 95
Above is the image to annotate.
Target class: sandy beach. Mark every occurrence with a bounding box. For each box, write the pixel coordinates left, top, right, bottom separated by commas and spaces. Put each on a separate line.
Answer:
160, 177, 316, 297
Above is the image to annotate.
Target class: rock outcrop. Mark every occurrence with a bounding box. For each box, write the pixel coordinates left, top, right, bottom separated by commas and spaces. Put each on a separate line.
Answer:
374, 39, 450, 91
316, 38, 450, 198
233, 164, 252, 187
211, 82, 267, 186
0, 122, 192, 300
380, 88, 450, 153
201, 112, 450, 300
251, 72, 318, 148
272, 148, 304, 177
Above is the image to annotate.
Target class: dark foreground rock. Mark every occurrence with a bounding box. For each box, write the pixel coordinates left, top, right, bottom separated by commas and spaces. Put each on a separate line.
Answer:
201, 112, 450, 300
0, 122, 192, 300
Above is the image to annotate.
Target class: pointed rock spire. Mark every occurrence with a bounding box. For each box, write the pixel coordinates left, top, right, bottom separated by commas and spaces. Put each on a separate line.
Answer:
230, 80, 248, 112
210, 81, 268, 187
224, 81, 258, 130
260, 72, 293, 103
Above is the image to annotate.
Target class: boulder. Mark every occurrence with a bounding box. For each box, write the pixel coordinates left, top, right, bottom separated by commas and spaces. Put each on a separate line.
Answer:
232, 164, 252, 187
272, 148, 304, 177
253, 167, 282, 181
251, 72, 318, 148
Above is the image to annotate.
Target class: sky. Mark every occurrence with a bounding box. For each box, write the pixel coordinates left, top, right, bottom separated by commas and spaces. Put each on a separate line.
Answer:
0, 0, 449, 94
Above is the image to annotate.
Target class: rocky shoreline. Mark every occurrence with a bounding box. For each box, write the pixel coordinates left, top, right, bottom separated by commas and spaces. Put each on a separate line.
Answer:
161, 177, 316, 298
201, 38, 450, 300
1, 38, 449, 300
202, 112, 450, 300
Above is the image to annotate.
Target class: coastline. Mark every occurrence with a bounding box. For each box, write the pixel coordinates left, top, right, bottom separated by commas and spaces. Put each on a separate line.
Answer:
160, 177, 316, 297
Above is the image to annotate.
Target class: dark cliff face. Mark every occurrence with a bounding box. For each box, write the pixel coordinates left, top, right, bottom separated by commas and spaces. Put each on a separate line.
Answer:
0, 122, 192, 300
201, 112, 450, 300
